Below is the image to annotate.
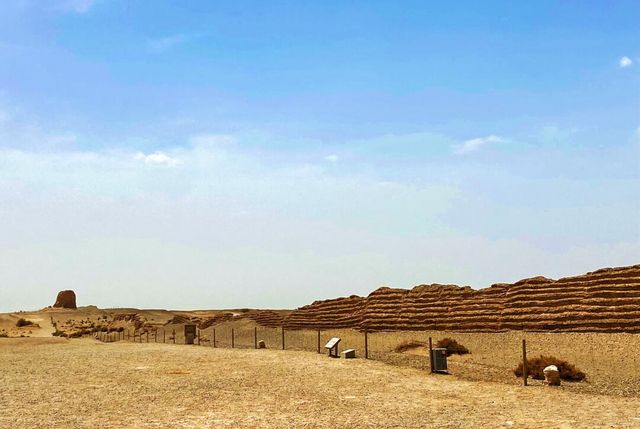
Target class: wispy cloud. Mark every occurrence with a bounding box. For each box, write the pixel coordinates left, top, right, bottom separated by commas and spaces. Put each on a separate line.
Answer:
619, 56, 633, 68
134, 151, 182, 167
58, 0, 98, 14
148, 33, 202, 54
453, 135, 503, 155
324, 154, 339, 163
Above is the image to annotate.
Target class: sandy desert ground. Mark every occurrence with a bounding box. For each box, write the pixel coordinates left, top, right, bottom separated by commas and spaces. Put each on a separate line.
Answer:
2, 338, 640, 429
5, 306, 640, 398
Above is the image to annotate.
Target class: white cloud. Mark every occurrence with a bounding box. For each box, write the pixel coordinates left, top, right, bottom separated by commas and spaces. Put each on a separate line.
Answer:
324, 154, 339, 162
0, 134, 638, 311
58, 0, 98, 14
453, 135, 503, 155
189, 134, 235, 147
147, 33, 202, 54
633, 127, 640, 146
134, 151, 182, 167
619, 56, 633, 68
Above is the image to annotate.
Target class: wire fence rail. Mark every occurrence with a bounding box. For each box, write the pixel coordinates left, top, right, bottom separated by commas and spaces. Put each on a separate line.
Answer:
95, 325, 640, 395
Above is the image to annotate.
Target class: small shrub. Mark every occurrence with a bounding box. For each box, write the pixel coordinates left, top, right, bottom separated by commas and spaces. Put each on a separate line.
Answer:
68, 331, 83, 338
16, 318, 33, 327
52, 330, 64, 337
0, 332, 8, 338
394, 340, 426, 353
513, 355, 586, 382
436, 338, 470, 356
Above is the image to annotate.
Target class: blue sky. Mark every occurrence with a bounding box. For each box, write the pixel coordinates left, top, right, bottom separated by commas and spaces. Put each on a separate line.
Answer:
0, 0, 639, 311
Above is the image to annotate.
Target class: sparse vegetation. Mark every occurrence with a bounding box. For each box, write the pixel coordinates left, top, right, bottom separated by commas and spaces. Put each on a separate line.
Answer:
0, 332, 8, 338
394, 340, 426, 353
436, 338, 470, 356
513, 355, 586, 381
16, 318, 34, 328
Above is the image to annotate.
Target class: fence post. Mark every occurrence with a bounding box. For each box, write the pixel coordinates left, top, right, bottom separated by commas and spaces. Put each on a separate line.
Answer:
172, 329, 176, 344
163, 329, 165, 343
522, 339, 528, 386
146, 331, 149, 343
428, 337, 434, 373
364, 330, 369, 359
197, 329, 201, 346
213, 328, 216, 348
231, 328, 235, 348
317, 329, 321, 353
254, 327, 257, 349
282, 326, 285, 350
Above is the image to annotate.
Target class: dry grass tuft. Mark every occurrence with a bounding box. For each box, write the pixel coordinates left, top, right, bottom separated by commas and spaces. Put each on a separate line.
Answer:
436, 337, 470, 356
513, 355, 586, 382
15, 318, 34, 328
394, 340, 426, 353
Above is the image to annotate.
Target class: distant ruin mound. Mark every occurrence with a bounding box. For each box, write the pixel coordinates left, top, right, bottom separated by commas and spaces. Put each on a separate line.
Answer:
53, 290, 77, 309
198, 310, 285, 329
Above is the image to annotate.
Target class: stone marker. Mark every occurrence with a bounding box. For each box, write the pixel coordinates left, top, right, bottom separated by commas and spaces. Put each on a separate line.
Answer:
543, 365, 561, 386
257, 340, 266, 349
342, 349, 356, 359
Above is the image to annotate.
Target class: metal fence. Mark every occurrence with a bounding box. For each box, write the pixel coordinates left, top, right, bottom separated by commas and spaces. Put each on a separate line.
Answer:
96, 325, 640, 395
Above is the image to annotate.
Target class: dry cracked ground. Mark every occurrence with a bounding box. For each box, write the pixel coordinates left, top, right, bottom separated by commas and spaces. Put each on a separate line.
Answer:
1, 338, 640, 429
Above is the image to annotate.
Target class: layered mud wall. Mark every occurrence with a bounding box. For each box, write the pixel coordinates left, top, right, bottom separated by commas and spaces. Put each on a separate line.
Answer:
284, 295, 365, 330
283, 265, 640, 333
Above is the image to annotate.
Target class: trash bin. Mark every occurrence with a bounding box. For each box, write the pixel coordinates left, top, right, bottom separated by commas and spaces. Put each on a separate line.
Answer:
431, 347, 448, 372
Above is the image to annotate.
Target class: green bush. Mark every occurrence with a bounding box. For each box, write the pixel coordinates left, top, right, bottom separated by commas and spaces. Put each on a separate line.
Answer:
513, 355, 586, 382
435, 338, 470, 356
16, 318, 33, 327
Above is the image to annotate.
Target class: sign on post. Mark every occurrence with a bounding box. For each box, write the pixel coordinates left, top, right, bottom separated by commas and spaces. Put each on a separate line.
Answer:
184, 324, 197, 345
324, 337, 341, 358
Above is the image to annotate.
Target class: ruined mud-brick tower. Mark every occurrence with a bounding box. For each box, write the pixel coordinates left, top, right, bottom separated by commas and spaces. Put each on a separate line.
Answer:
53, 290, 77, 309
